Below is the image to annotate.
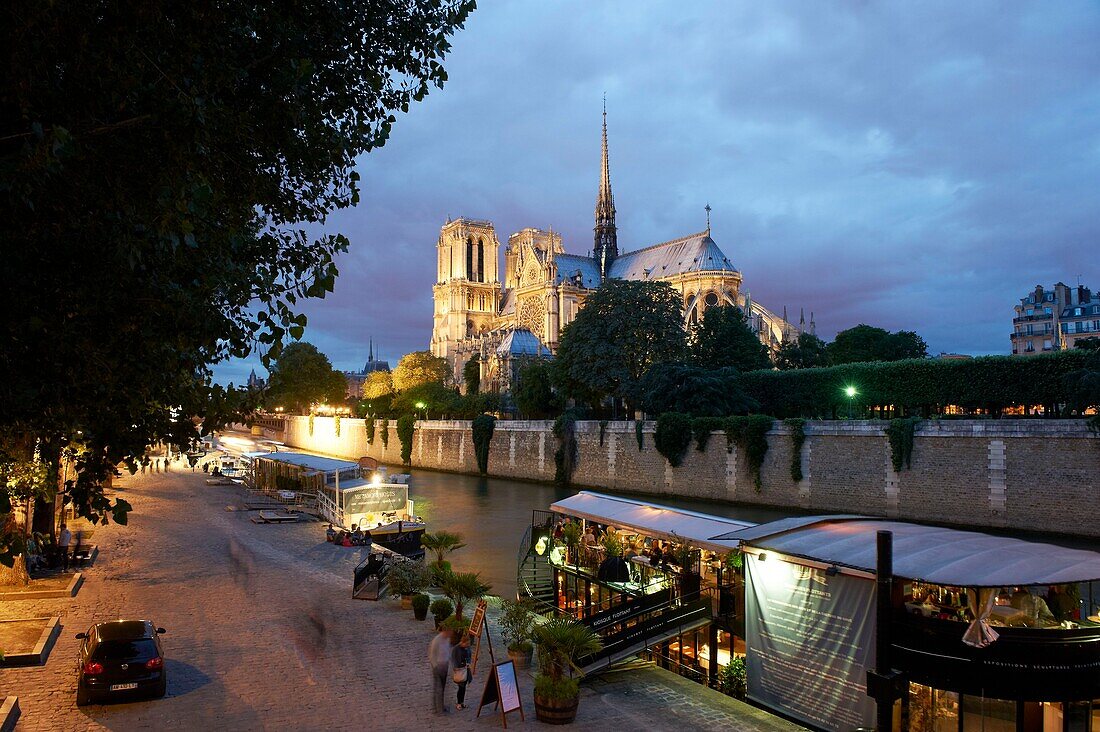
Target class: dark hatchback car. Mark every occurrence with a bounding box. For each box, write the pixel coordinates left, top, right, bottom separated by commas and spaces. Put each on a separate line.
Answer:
75, 620, 167, 705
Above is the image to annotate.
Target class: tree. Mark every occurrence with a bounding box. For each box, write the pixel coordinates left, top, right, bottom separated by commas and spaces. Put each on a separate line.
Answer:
690, 305, 771, 373
363, 371, 395, 400
775, 333, 829, 370
554, 280, 686, 408
391, 381, 460, 418
463, 355, 480, 395
0, 2, 473, 558
636, 364, 758, 417
264, 343, 347, 413
392, 351, 450, 392
1064, 348, 1100, 427
513, 359, 559, 418
828, 325, 928, 364
441, 570, 491, 620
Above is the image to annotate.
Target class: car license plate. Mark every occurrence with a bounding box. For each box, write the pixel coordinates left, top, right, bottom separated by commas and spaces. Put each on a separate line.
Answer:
110, 683, 138, 691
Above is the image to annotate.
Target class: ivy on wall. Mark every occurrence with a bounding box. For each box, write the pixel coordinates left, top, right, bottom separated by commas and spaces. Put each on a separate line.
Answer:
723, 415, 774, 492
308, 413, 314, 436
598, 420, 609, 448
396, 415, 416, 465
785, 418, 807, 482
635, 420, 644, 451
553, 411, 579, 485
472, 414, 496, 475
691, 417, 723, 452
380, 418, 389, 449
886, 417, 921, 472
655, 412, 693, 467
366, 416, 375, 445
334, 413, 341, 437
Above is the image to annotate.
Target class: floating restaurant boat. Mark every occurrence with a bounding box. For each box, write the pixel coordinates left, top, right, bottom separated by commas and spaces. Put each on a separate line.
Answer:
520, 491, 1100, 732
248, 451, 426, 559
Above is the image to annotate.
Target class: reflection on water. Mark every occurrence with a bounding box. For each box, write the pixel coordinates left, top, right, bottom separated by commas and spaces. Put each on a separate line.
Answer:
403, 467, 802, 599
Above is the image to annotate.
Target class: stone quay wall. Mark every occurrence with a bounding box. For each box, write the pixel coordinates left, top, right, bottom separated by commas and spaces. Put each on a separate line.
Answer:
277, 416, 1100, 538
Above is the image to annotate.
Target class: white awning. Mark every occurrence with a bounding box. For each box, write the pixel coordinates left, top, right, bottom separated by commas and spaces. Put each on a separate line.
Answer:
253, 451, 359, 473
714, 517, 1100, 587
551, 491, 754, 553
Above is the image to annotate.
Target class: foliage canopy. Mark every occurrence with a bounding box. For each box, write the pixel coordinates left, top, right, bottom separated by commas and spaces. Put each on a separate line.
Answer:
0, 0, 474, 545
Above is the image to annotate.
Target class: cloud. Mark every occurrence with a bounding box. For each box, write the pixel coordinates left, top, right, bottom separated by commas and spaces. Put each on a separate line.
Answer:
214, 0, 1100, 382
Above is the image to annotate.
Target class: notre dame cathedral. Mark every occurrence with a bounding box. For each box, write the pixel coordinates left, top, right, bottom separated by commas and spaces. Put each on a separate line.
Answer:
430, 106, 813, 392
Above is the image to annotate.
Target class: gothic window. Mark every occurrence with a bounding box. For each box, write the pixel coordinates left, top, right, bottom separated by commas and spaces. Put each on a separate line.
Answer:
467, 293, 473, 309
479, 294, 486, 311
689, 307, 698, 325
477, 239, 485, 283
466, 237, 474, 280
518, 298, 544, 339
466, 320, 474, 337
704, 292, 719, 307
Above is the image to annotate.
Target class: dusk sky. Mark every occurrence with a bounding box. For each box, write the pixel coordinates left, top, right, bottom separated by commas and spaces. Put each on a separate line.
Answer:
215, 1, 1100, 385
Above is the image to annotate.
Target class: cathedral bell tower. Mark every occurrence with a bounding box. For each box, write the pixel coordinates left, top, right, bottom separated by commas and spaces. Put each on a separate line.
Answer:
431, 218, 501, 367
593, 100, 618, 279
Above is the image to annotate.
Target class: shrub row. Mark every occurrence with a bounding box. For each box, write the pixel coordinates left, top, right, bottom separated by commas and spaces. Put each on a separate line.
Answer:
740, 350, 1089, 418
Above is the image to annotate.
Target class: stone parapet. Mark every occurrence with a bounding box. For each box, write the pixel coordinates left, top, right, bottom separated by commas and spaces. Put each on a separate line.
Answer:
279, 416, 1100, 538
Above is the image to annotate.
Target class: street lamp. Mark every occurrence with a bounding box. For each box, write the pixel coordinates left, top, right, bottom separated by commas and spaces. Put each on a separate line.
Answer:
844, 385, 858, 419
415, 401, 427, 420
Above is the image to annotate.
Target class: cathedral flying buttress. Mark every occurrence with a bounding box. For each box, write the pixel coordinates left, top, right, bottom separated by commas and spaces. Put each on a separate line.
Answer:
429, 105, 811, 393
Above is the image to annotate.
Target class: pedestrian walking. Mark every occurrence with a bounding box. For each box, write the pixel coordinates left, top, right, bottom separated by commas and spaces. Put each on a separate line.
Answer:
58, 523, 72, 571
451, 631, 472, 710
428, 626, 453, 714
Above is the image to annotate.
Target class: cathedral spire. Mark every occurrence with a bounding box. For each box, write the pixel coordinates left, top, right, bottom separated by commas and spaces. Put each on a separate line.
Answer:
594, 95, 618, 279
369, 337, 374, 362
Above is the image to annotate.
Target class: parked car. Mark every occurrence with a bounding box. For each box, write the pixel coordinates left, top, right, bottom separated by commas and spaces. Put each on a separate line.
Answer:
75, 620, 167, 705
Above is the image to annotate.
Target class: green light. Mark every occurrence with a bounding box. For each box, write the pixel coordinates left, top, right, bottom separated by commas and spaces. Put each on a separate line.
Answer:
844, 386, 857, 398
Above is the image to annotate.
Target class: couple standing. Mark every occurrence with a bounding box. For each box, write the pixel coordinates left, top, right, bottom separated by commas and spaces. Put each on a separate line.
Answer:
429, 626, 472, 714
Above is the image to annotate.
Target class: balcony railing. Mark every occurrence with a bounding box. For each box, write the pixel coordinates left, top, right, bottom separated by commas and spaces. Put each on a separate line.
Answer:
891, 611, 1100, 701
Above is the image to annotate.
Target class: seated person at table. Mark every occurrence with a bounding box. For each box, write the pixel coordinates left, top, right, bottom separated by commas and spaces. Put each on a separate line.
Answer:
1046, 585, 1078, 622
350, 524, 363, 544
340, 532, 354, 548
1011, 587, 1056, 626
325, 524, 336, 542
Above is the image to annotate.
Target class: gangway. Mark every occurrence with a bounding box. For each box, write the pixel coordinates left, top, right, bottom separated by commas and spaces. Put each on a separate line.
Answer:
352, 549, 394, 600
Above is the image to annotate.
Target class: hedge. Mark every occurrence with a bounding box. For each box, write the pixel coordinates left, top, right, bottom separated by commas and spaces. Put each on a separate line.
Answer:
397, 415, 415, 465
472, 414, 495, 475
740, 350, 1089, 418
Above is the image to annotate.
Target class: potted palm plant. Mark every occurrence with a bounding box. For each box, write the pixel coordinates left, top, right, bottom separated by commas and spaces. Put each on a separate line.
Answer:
670, 537, 701, 601
412, 592, 431, 621
498, 597, 536, 669
532, 616, 603, 724
387, 558, 429, 609
441, 570, 491, 619
420, 531, 467, 584
560, 521, 582, 566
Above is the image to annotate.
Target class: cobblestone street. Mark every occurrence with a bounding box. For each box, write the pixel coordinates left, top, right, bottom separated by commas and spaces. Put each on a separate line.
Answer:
0, 467, 801, 732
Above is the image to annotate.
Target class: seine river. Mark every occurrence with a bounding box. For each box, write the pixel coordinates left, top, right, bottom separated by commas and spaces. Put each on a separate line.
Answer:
401, 467, 802, 599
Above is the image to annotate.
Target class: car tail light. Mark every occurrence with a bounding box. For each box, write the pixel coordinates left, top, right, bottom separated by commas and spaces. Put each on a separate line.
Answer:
82, 661, 104, 675
145, 656, 163, 670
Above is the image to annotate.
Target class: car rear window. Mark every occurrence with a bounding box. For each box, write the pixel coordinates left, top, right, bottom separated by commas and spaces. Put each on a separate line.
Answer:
93, 638, 157, 662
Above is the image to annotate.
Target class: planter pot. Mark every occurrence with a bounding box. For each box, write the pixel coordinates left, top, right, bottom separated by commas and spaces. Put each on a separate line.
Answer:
507, 646, 533, 670
534, 692, 579, 725
414, 606, 428, 621
401, 594, 413, 610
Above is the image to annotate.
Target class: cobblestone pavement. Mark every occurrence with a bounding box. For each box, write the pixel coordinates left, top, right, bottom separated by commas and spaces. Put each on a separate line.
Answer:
0, 466, 802, 732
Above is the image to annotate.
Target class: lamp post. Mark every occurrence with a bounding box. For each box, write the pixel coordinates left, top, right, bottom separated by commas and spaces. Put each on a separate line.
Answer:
415, 401, 427, 420
845, 385, 858, 420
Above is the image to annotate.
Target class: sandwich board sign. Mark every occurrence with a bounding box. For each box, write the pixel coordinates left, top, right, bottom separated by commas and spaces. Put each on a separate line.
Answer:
476, 659, 524, 728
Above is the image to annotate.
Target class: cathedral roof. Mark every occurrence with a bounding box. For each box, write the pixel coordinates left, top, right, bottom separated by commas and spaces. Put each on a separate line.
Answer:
609, 232, 739, 281
499, 288, 516, 316
496, 328, 547, 357
554, 254, 602, 289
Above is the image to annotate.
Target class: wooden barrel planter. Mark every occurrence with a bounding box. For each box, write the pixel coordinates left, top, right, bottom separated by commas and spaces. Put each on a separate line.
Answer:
534, 694, 579, 725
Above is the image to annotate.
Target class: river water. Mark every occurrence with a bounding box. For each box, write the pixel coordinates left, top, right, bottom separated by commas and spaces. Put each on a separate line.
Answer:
402, 467, 803, 599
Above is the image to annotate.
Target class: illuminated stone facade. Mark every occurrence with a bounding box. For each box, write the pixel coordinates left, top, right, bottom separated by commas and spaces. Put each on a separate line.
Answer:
430, 109, 808, 391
